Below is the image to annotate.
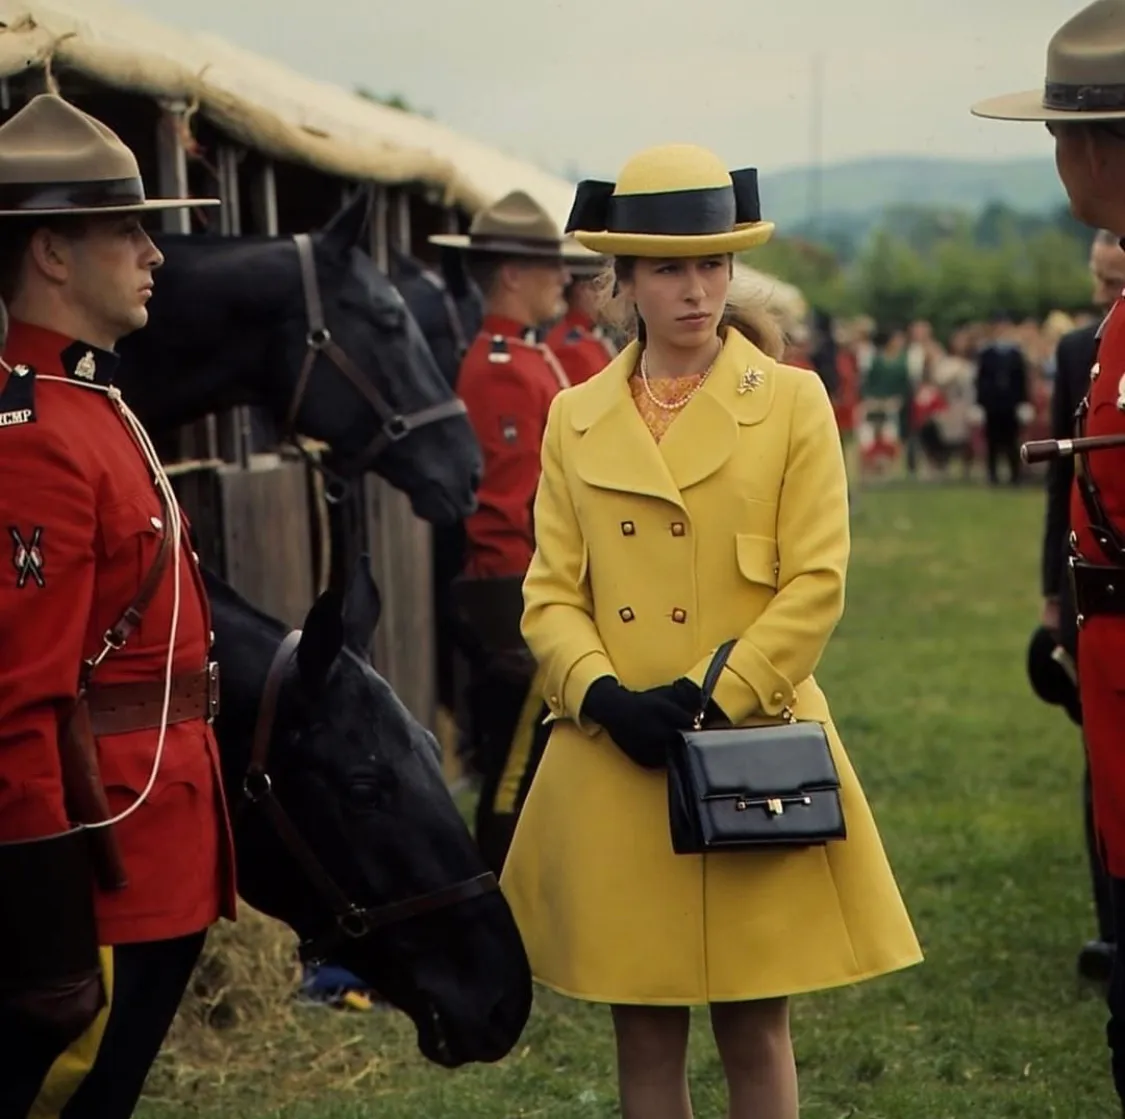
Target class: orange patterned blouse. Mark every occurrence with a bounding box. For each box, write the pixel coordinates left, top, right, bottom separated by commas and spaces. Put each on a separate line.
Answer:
629, 371, 708, 442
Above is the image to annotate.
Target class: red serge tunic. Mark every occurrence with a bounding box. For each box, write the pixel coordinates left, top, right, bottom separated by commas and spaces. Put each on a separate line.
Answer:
1070, 295, 1125, 876
457, 315, 567, 578
544, 310, 616, 387
0, 320, 236, 944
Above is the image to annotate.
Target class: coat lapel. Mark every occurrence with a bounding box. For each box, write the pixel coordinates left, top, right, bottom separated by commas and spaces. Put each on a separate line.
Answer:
568, 331, 780, 505
659, 330, 778, 492
570, 343, 685, 508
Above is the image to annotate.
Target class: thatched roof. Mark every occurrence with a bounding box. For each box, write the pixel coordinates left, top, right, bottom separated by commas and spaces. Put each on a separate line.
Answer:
0, 0, 577, 227
0, 0, 806, 316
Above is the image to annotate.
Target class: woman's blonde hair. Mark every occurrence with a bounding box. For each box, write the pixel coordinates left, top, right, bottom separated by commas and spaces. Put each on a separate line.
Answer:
592, 255, 787, 360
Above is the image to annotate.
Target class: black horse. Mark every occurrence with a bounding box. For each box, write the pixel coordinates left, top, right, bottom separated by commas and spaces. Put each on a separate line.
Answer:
205, 560, 531, 1065
117, 191, 481, 526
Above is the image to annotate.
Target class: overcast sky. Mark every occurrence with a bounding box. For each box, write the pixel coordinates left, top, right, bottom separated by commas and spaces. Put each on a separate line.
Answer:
124, 0, 1078, 179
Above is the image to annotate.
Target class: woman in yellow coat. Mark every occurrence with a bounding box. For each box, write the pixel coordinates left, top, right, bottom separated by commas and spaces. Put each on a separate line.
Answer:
499, 144, 922, 1119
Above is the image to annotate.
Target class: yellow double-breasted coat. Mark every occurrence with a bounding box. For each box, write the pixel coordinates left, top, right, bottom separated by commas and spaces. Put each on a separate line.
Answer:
499, 327, 923, 1005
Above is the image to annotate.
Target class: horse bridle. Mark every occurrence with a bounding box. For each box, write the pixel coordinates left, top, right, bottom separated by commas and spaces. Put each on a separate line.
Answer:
282, 233, 467, 482
241, 630, 499, 966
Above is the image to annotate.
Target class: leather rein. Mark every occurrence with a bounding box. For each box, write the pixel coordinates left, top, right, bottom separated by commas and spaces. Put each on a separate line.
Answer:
241, 630, 498, 965
282, 233, 467, 485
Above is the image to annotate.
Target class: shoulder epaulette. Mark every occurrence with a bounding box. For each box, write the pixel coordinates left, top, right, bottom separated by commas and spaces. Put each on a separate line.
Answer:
0, 362, 37, 428
487, 335, 512, 364
505, 333, 545, 354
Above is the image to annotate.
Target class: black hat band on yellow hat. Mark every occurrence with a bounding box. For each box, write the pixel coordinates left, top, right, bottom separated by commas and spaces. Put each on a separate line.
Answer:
567, 169, 762, 239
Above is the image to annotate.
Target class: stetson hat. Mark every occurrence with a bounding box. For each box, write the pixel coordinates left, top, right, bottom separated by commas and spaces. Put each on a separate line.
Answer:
428, 189, 563, 258
1026, 625, 1082, 726
0, 94, 219, 217
566, 143, 774, 258
973, 0, 1125, 122
561, 235, 606, 278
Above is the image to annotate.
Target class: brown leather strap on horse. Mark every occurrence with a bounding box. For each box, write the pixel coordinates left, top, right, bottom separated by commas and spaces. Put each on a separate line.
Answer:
283, 234, 468, 477
242, 628, 498, 964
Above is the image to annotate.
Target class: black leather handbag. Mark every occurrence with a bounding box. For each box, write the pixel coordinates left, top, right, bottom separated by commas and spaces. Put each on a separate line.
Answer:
667, 640, 846, 854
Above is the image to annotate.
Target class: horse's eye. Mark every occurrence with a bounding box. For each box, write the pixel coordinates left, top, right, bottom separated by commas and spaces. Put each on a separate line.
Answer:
347, 779, 390, 811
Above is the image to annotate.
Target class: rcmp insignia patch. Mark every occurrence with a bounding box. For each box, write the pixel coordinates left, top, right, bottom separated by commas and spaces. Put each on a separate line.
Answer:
0, 361, 36, 427
488, 336, 512, 364
500, 416, 519, 444
9, 526, 44, 588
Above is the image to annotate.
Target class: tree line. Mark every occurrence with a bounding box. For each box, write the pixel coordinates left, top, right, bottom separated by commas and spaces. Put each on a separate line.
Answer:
745, 201, 1098, 334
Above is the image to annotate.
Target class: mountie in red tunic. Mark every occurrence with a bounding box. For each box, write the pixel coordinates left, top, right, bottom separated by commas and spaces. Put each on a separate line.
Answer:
457, 314, 568, 579
0, 320, 236, 945
544, 309, 616, 387
1070, 294, 1125, 877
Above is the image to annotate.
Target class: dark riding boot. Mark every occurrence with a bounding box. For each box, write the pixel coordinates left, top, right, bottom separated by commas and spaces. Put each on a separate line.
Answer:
1082, 763, 1117, 986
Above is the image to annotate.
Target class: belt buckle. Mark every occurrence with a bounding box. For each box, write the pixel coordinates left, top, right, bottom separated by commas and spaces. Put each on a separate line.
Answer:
206, 661, 221, 723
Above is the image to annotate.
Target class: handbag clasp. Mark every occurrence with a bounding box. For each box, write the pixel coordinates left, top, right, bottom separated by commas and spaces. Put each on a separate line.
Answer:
734, 795, 812, 815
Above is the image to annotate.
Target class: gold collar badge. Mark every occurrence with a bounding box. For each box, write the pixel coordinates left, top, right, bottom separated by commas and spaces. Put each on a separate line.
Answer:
73, 351, 96, 381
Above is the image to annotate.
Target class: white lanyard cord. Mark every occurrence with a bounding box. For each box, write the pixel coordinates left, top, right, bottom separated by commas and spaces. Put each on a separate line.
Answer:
38, 375, 181, 827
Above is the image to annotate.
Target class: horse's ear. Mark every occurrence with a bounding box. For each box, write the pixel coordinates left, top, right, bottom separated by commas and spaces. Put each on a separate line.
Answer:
297, 587, 345, 693
321, 186, 373, 255
342, 555, 382, 655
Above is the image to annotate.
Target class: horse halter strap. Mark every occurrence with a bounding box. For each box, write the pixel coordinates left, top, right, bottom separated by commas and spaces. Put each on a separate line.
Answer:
284, 234, 467, 475
243, 629, 498, 964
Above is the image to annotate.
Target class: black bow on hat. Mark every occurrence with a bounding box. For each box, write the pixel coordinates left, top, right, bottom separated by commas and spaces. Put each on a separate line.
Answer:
566, 168, 763, 238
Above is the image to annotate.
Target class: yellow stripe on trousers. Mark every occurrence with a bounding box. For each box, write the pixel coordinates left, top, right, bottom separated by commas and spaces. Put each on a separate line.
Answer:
27, 946, 114, 1119
495, 667, 547, 815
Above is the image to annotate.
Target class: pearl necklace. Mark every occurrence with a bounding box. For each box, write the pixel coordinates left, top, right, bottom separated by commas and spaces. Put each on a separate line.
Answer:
639, 344, 721, 412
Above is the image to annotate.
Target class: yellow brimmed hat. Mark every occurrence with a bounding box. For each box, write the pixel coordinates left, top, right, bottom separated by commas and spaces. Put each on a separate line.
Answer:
566, 143, 774, 258
972, 0, 1125, 122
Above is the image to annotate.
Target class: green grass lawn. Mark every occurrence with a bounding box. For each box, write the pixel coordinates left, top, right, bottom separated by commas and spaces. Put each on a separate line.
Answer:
138, 482, 1119, 1118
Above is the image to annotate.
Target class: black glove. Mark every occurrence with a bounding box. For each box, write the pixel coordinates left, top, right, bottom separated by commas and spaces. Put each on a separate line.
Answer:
646, 677, 730, 726
581, 677, 695, 769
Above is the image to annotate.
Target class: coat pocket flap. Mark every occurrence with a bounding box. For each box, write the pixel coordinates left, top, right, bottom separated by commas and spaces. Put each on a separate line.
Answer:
735, 533, 780, 589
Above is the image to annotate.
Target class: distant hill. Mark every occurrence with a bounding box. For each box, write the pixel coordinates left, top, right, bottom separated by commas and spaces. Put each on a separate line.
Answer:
759, 155, 1066, 234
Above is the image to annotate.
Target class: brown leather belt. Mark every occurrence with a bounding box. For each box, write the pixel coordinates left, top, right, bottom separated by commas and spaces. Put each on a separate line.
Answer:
86, 662, 220, 738
1069, 559, 1125, 623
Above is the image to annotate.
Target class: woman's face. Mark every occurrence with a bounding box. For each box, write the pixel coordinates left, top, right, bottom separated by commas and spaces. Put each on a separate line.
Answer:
622, 255, 730, 346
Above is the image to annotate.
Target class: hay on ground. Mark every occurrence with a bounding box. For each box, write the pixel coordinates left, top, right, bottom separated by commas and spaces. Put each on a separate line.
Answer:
147, 906, 407, 1105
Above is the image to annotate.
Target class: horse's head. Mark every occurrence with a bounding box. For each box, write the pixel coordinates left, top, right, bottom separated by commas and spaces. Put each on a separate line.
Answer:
280, 191, 481, 524
208, 563, 531, 1066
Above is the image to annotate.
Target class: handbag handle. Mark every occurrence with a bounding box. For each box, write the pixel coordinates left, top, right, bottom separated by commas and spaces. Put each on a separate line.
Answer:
694, 639, 797, 729
694, 639, 738, 729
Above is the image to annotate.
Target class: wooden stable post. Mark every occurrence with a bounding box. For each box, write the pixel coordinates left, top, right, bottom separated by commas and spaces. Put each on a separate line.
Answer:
362, 186, 437, 730
206, 154, 314, 626
250, 160, 279, 237
215, 145, 248, 467
156, 101, 217, 463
